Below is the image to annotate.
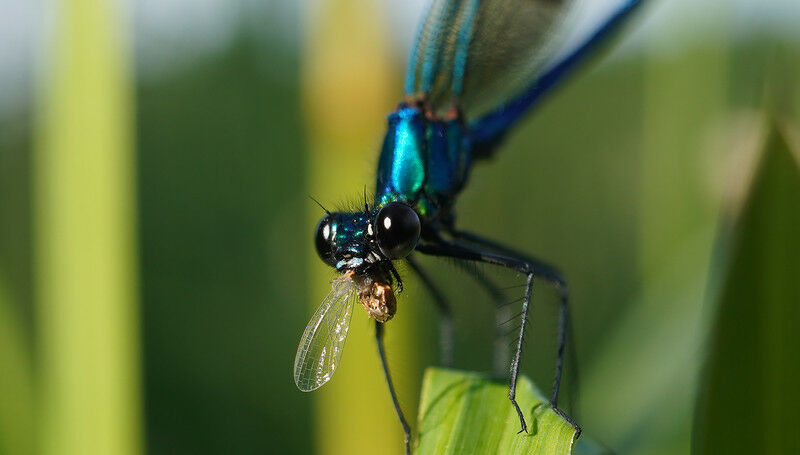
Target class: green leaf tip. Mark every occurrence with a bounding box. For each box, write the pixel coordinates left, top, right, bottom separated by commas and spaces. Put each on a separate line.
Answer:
415, 368, 579, 455
693, 122, 800, 454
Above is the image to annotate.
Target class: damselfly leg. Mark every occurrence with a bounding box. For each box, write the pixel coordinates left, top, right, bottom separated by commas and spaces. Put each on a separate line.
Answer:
406, 255, 454, 367
449, 230, 575, 411
452, 262, 511, 376
375, 320, 411, 455
450, 230, 567, 287
410, 253, 515, 373
416, 235, 580, 436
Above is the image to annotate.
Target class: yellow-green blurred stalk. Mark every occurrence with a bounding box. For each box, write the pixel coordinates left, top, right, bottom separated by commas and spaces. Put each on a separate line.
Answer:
0, 279, 34, 455
302, 1, 421, 454
34, 1, 141, 454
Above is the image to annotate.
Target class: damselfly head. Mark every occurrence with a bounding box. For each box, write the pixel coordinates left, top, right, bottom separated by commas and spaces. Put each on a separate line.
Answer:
313, 200, 418, 323
314, 202, 420, 273
315, 211, 378, 271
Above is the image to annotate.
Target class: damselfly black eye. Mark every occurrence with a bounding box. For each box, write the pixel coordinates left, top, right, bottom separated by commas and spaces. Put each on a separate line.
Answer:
375, 202, 420, 259
315, 216, 337, 266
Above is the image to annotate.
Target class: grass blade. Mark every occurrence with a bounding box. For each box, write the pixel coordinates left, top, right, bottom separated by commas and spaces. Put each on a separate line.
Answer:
416, 368, 579, 454
693, 122, 800, 453
34, 1, 141, 454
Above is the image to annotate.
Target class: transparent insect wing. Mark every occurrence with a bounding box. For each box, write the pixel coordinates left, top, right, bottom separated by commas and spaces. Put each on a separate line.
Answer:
405, 0, 573, 118
293, 275, 357, 392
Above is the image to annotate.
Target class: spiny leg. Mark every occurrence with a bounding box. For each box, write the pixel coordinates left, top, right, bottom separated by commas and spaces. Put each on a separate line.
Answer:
452, 261, 511, 376
406, 255, 454, 366
549, 290, 580, 432
408, 254, 511, 372
415, 240, 535, 432
509, 273, 534, 433
415, 237, 580, 436
450, 229, 579, 417
552, 289, 569, 408
450, 229, 566, 287
449, 232, 581, 434
375, 320, 411, 454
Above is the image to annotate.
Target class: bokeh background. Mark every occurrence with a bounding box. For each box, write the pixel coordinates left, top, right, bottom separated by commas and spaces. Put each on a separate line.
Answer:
1, 0, 798, 454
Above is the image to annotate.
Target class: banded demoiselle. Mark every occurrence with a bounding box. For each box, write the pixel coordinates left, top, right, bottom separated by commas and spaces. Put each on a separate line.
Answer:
295, 1, 645, 452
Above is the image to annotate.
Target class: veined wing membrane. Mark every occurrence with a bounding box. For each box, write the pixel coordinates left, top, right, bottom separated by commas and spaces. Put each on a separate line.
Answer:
294, 275, 357, 392
405, 0, 573, 118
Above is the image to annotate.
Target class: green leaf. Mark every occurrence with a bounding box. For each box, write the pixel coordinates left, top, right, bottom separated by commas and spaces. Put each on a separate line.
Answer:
693, 122, 800, 453
416, 368, 579, 454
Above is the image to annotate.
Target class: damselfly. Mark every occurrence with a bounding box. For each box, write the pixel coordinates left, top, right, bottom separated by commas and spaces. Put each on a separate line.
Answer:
295, 1, 644, 452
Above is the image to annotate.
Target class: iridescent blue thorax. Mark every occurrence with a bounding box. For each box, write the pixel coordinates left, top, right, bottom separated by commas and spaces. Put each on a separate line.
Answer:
375, 103, 472, 226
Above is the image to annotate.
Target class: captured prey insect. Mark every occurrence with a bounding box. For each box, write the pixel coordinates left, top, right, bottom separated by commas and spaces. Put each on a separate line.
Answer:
294, 0, 644, 452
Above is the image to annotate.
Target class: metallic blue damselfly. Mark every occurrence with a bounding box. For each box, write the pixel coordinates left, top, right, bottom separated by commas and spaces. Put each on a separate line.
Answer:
295, 1, 644, 452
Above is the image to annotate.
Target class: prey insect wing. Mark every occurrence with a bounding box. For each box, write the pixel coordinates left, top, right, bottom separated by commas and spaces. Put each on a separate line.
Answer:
294, 275, 357, 392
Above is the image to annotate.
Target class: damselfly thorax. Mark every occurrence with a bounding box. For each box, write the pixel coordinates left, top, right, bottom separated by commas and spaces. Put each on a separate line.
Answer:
375, 99, 472, 228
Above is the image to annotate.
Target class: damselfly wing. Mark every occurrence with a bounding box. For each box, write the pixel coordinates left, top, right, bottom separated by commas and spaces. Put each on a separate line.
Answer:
406, 0, 573, 118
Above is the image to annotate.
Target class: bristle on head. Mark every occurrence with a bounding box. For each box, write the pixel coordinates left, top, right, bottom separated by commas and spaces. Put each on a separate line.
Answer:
309, 196, 331, 215
333, 190, 377, 214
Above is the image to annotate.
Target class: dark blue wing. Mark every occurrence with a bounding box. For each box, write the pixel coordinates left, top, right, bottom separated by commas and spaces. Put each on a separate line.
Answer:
404, 0, 572, 118
469, 0, 644, 149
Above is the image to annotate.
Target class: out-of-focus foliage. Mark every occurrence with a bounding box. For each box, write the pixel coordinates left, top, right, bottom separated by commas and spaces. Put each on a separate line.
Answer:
693, 123, 800, 454
136, 34, 310, 453
0, 279, 33, 455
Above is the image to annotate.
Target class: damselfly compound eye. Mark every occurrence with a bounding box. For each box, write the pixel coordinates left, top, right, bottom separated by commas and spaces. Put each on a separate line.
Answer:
315, 216, 337, 266
375, 202, 420, 259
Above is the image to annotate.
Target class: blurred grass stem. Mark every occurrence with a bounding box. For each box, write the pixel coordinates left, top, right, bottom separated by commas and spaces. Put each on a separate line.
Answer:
34, 0, 142, 454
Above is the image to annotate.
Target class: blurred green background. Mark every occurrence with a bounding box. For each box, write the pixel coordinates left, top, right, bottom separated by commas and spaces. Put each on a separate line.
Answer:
1, 0, 798, 454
